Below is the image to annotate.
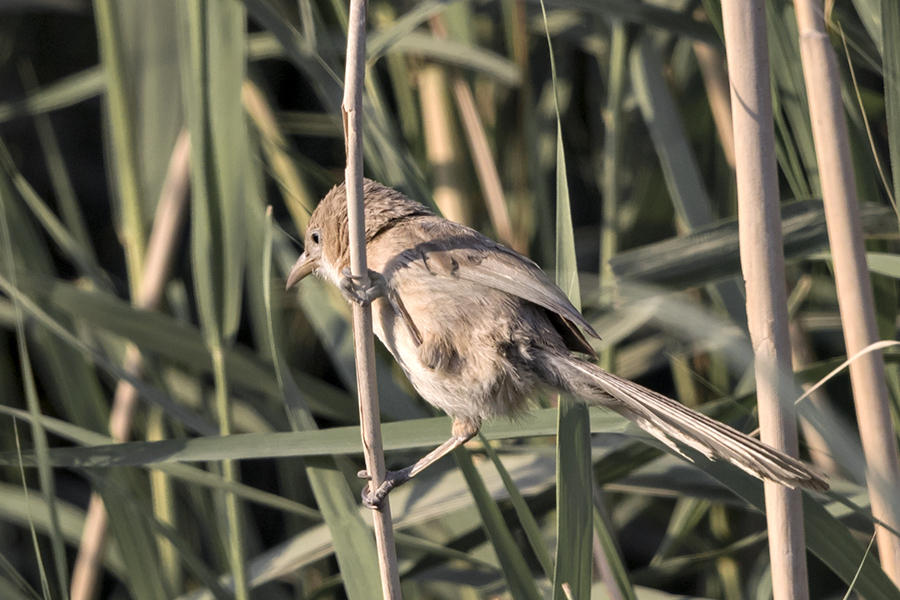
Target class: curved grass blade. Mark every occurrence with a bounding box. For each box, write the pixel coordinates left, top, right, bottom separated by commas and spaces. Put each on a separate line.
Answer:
630, 34, 747, 327
381, 32, 521, 86
0, 408, 630, 468
539, 1, 593, 596
610, 200, 895, 288
0, 167, 69, 600
94, 0, 147, 296
454, 447, 543, 600
0, 275, 217, 435
0, 67, 104, 124
0, 405, 320, 519
481, 437, 554, 580
367, 0, 461, 60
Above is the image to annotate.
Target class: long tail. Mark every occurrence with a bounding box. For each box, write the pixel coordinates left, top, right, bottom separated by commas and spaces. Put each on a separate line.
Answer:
536, 350, 828, 492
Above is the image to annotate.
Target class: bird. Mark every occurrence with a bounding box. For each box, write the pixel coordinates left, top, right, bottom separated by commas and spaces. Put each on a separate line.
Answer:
286, 179, 828, 508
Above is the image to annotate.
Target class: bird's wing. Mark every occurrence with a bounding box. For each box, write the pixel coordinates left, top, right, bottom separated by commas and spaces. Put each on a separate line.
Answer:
457, 245, 598, 337
394, 220, 599, 344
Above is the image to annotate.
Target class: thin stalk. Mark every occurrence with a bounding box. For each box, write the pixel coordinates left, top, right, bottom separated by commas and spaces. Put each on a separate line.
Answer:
427, 16, 519, 252
70, 130, 191, 600
793, 0, 900, 583
1, 174, 70, 600
19, 62, 95, 260
721, 3, 809, 600
599, 19, 627, 376
789, 321, 840, 474
212, 347, 248, 600
450, 75, 520, 250
342, 1, 401, 598
242, 80, 316, 230
418, 62, 470, 224
693, 39, 735, 170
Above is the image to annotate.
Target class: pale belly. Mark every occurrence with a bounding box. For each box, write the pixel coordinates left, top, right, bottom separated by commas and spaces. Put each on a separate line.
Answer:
370, 286, 537, 424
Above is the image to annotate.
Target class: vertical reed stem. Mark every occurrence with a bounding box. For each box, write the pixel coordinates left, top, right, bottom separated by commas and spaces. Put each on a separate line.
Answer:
342, 1, 402, 598
721, 2, 810, 599
793, 0, 900, 582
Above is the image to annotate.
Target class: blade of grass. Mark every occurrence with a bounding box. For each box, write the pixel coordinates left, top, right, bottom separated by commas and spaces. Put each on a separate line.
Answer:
766, 2, 819, 197
0, 274, 218, 435
0, 404, 320, 518
609, 200, 895, 289
91, 475, 171, 600
19, 63, 95, 260
94, 0, 147, 296
538, 2, 593, 597
1, 163, 70, 600
592, 486, 638, 600
0, 542, 43, 600
0, 407, 630, 468
481, 436, 554, 581
13, 421, 53, 600
89, 471, 232, 600
383, 32, 522, 87
883, 0, 900, 209
367, 0, 461, 61
630, 34, 748, 328
0, 66, 104, 124
454, 447, 543, 600
179, 1, 249, 595
0, 139, 109, 292
599, 19, 628, 312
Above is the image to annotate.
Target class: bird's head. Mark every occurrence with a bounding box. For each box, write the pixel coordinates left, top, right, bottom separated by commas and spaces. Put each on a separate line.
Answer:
285, 179, 433, 290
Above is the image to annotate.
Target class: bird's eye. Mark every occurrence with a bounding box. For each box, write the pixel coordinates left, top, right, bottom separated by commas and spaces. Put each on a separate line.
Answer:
310, 231, 321, 245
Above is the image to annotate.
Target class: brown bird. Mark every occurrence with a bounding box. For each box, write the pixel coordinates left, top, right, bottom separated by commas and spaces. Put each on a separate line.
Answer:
287, 179, 828, 507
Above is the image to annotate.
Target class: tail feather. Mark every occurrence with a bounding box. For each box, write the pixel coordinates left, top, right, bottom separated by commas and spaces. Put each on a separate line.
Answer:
539, 351, 829, 492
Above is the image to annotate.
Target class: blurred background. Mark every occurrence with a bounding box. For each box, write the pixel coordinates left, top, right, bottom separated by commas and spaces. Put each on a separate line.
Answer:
0, 0, 897, 599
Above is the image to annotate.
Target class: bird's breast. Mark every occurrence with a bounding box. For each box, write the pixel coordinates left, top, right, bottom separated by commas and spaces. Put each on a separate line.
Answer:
369, 270, 538, 422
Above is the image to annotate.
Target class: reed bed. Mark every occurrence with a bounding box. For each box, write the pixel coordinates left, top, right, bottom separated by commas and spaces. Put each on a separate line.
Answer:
0, 1, 898, 599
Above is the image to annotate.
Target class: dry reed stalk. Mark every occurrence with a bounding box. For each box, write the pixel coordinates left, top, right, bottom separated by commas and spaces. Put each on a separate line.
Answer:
793, 0, 900, 582
242, 80, 316, 230
342, 1, 402, 597
71, 129, 191, 600
721, 2, 810, 599
693, 41, 736, 169
789, 322, 840, 474
418, 63, 470, 225
428, 16, 521, 253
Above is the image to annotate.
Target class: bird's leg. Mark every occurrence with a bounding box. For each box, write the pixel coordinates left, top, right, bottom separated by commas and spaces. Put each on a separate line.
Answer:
359, 418, 480, 509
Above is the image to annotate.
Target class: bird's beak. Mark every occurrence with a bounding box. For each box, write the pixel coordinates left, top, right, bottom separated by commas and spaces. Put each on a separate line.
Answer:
286, 252, 317, 290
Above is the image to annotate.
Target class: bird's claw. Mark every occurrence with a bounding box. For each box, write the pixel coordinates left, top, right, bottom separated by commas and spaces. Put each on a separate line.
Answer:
358, 468, 412, 509
340, 268, 385, 307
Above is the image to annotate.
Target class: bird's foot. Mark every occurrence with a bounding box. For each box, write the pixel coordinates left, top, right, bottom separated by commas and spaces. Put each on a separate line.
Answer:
357, 467, 412, 509
339, 268, 385, 306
